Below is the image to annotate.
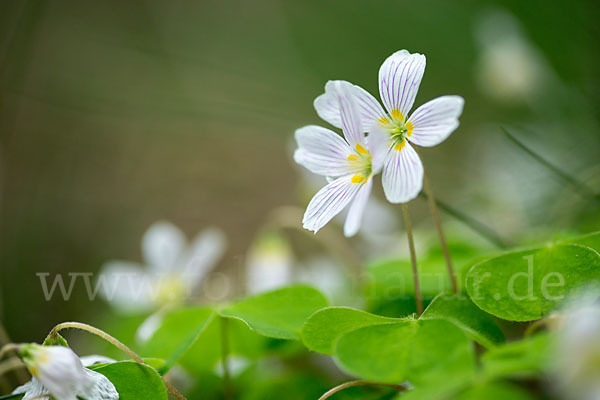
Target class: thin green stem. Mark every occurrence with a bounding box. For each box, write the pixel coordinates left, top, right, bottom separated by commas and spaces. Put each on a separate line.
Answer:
47, 322, 186, 400
422, 172, 458, 294
502, 128, 599, 202
401, 203, 423, 315
220, 317, 232, 400
318, 380, 406, 400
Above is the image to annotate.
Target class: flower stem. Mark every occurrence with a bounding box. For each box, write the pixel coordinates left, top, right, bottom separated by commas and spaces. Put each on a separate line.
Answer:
318, 380, 406, 400
0, 344, 20, 361
401, 203, 423, 315
0, 357, 24, 377
422, 172, 458, 294
266, 206, 363, 282
220, 317, 232, 400
47, 322, 186, 400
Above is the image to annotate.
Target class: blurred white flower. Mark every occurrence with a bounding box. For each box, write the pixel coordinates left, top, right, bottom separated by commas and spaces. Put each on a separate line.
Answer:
295, 81, 389, 237
13, 345, 118, 400
246, 232, 293, 294
314, 50, 464, 203
475, 10, 547, 103
554, 296, 600, 400
98, 220, 226, 314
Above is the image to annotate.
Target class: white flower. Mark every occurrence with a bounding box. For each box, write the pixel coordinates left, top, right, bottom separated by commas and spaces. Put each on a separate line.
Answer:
555, 299, 600, 400
314, 49, 464, 203
13, 345, 118, 400
295, 81, 389, 237
98, 220, 227, 314
246, 232, 294, 294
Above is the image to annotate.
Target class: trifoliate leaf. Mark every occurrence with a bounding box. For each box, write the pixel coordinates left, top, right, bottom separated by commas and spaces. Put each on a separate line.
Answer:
334, 319, 475, 384
142, 306, 215, 373
466, 244, 600, 321
421, 293, 505, 348
93, 361, 168, 400
218, 286, 328, 340
301, 307, 400, 355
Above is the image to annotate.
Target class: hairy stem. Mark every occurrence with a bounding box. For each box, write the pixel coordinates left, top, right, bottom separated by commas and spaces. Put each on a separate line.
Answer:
220, 317, 232, 400
47, 322, 186, 400
401, 203, 423, 315
422, 173, 458, 294
318, 380, 406, 400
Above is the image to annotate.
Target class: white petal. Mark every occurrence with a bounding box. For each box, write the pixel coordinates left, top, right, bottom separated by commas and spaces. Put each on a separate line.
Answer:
303, 174, 362, 234
351, 85, 388, 131
294, 125, 353, 177
142, 221, 186, 272
13, 379, 49, 400
379, 50, 426, 118
382, 142, 424, 203
314, 83, 343, 129
367, 125, 392, 174
83, 369, 119, 400
314, 80, 387, 132
335, 81, 365, 149
179, 227, 226, 289
408, 95, 464, 147
135, 310, 165, 344
30, 346, 95, 400
79, 355, 116, 367
344, 178, 373, 237
98, 261, 154, 314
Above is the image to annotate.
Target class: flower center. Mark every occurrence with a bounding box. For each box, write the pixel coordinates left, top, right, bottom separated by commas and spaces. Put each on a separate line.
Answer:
378, 109, 414, 151
347, 143, 372, 184
154, 275, 186, 304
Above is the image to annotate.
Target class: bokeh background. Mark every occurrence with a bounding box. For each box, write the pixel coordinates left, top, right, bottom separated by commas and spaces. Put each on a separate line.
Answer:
1, 0, 599, 348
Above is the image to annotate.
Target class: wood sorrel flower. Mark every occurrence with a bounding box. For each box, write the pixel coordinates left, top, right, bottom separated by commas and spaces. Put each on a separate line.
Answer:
13, 344, 118, 400
295, 81, 389, 237
314, 50, 464, 203
99, 221, 226, 314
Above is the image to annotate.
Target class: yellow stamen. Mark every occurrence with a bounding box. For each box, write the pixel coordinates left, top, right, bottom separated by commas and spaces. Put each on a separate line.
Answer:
406, 121, 414, 136
347, 154, 359, 161
391, 109, 404, 120
394, 140, 406, 151
378, 117, 389, 125
355, 144, 368, 155
351, 174, 365, 184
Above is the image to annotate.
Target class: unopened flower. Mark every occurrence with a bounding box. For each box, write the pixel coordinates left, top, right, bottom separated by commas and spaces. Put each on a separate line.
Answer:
246, 232, 293, 294
13, 344, 118, 400
295, 81, 389, 236
99, 220, 227, 314
314, 50, 464, 203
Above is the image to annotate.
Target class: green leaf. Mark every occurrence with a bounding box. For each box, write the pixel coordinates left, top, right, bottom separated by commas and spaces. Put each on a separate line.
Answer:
481, 333, 551, 379
301, 307, 399, 355
421, 293, 505, 348
142, 306, 215, 373
179, 315, 271, 376
218, 286, 328, 340
466, 244, 600, 321
453, 382, 536, 400
94, 361, 168, 400
334, 319, 475, 384
562, 230, 600, 253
